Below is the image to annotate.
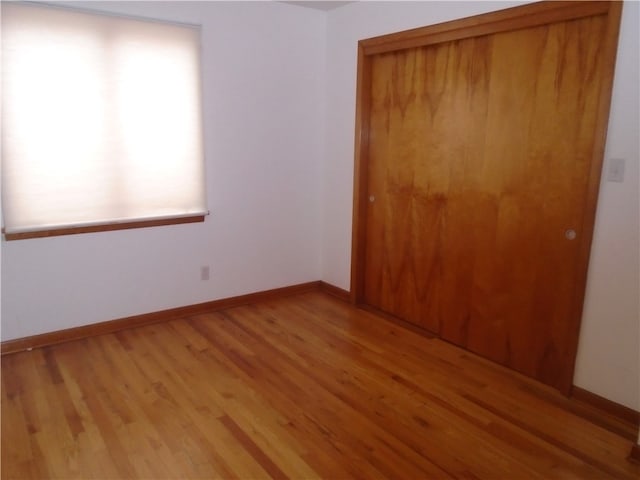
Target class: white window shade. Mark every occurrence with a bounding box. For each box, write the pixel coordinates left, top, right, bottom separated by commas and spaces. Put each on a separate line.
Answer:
1, 3, 207, 237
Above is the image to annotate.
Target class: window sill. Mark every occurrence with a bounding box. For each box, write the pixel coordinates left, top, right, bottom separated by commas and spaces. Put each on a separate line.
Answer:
3, 215, 205, 241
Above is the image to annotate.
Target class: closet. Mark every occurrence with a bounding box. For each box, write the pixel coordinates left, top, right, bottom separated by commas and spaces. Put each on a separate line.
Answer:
351, 1, 622, 393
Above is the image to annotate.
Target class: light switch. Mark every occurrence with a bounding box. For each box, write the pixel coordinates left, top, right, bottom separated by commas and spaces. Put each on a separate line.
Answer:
607, 158, 625, 183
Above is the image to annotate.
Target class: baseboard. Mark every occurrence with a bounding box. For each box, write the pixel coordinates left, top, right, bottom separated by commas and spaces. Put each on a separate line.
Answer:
571, 386, 640, 426
319, 281, 350, 302
1, 281, 321, 355
629, 443, 640, 464
569, 386, 640, 442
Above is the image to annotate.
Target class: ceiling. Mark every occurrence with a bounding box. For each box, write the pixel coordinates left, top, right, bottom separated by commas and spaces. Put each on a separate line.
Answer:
282, 1, 354, 11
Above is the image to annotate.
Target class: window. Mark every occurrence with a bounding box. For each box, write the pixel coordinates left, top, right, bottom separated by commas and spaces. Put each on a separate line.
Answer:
1, 2, 207, 240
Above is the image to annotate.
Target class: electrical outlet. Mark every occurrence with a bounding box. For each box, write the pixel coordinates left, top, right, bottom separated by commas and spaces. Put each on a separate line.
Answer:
200, 265, 210, 281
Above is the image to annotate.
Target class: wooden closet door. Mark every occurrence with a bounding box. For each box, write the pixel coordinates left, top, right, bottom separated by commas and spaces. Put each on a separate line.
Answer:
358, 4, 621, 393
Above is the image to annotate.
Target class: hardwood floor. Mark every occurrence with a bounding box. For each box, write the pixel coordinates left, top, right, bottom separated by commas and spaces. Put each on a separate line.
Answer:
2, 291, 638, 479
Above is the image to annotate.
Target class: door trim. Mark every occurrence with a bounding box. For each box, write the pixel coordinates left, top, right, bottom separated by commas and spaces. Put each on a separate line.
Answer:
350, 0, 623, 395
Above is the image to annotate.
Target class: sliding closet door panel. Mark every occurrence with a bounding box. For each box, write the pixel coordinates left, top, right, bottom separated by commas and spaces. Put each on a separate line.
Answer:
365, 36, 492, 335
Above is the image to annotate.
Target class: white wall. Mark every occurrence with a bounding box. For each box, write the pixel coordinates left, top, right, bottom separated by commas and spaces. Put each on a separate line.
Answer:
321, 1, 639, 411
1, 1, 326, 339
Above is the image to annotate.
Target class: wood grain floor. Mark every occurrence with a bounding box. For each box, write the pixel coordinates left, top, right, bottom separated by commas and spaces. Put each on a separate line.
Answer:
2, 291, 638, 479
